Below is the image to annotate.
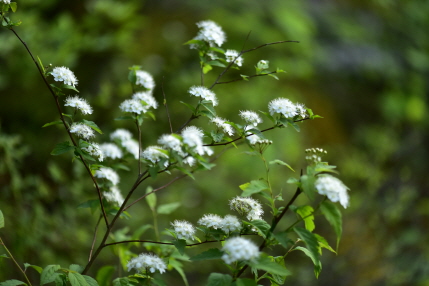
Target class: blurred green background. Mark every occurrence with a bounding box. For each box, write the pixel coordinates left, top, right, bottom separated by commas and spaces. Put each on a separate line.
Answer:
1, 0, 428, 285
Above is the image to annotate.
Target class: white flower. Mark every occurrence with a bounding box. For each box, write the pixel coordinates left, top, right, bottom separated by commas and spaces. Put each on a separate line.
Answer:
51, 66, 78, 87
221, 237, 260, 264
64, 96, 93, 115
193, 20, 226, 47
183, 156, 196, 166
211, 116, 234, 136
239, 110, 262, 127
158, 134, 182, 152
122, 139, 139, 159
141, 145, 169, 164
100, 143, 123, 159
181, 126, 205, 155
225, 50, 243, 67
230, 196, 264, 221
95, 167, 119, 185
171, 220, 195, 241
268, 98, 297, 118
203, 146, 214, 156
220, 215, 242, 234
244, 126, 266, 145
119, 99, 145, 114
198, 214, 223, 229
1, 0, 11, 4
135, 70, 155, 91
110, 129, 133, 142
69, 123, 95, 139
103, 186, 124, 206
295, 103, 308, 119
132, 91, 158, 109
127, 253, 166, 274
82, 142, 104, 162
257, 60, 269, 70
188, 86, 218, 106
315, 175, 350, 208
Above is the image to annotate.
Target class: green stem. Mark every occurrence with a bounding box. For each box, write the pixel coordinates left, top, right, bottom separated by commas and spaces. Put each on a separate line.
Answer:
0, 237, 33, 286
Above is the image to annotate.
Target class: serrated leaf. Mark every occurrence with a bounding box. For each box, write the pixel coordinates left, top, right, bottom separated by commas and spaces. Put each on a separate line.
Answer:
24, 263, 43, 273
294, 246, 322, 277
62, 84, 79, 93
0, 210, 4, 228
300, 175, 315, 201
81, 120, 102, 134
51, 141, 75, 156
96, 266, 115, 286
295, 205, 315, 232
157, 202, 180, 215
175, 166, 195, 180
82, 275, 99, 286
314, 233, 336, 253
112, 278, 130, 286
320, 201, 342, 249
249, 255, 291, 276
293, 227, 321, 277
269, 159, 295, 172
42, 121, 63, 128
0, 280, 26, 286
41, 265, 61, 285
201, 101, 216, 116
68, 273, 89, 286
190, 248, 223, 261
173, 239, 187, 255
273, 232, 294, 249
206, 273, 233, 286
245, 219, 271, 238
239, 179, 269, 197
69, 264, 83, 273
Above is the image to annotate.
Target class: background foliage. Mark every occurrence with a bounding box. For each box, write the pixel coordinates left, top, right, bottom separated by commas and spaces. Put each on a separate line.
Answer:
1, 0, 428, 285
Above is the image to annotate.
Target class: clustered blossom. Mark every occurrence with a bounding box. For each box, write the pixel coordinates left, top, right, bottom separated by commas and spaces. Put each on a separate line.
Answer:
220, 215, 242, 234
141, 145, 169, 165
133, 91, 158, 109
296, 103, 308, 119
188, 86, 218, 106
305, 147, 327, 164
198, 214, 223, 229
181, 126, 213, 156
1, 0, 11, 4
69, 123, 95, 140
82, 142, 104, 162
110, 129, 139, 159
211, 116, 234, 136
193, 20, 226, 47
122, 139, 139, 159
95, 167, 120, 185
257, 60, 269, 70
268, 98, 297, 118
225, 50, 243, 66
244, 126, 272, 146
119, 99, 146, 114
110, 129, 132, 142
230, 196, 264, 221
158, 134, 182, 153
51, 66, 78, 87
221, 237, 260, 264
100, 143, 123, 160
127, 253, 167, 274
64, 96, 93, 115
135, 70, 155, 91
103, 186, 124, 207
315, 175, 350, 208
171, 220, 196, 241
240, 110, 262, 127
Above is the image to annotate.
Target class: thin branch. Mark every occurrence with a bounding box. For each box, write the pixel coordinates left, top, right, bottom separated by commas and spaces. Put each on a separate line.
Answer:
6, 23, 109, 228
0, 237, 33, 286
88, 215, 102, 262
162, 77, 173, 133
241, 40, 299, 54
217, 71, 278, 85
136, 119, 142, 175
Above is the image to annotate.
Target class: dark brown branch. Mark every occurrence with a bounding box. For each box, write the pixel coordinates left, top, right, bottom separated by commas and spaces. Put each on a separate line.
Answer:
88, 215, 102, 262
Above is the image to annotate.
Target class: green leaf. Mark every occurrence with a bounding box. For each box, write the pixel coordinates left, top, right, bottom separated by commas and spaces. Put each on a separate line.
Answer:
145, 186, 156, 210
209, 47, 225, 54
157, 202, 181, 215
36, 55, 45, 73
168, 259, 189, 286
81, 120, 102, 134
239, 179, 270, 197
68, 273, 89, 286
206, 273, 233, 286
173, 239, 187, 255
128, 69, 137, 85
175, 166, 195, 180
234, 278, 257, 286
77, 199, 100, 214
114, 116, 134, 121
268, 73, 279, 80
42, 121, 63, 128
240, 74, 249, 81
203, 64, 212, 74
51, 141, 75, 156
190, 248, 223, 261
24, 263, 43, 273
0, 209, 4, 228
295, 205, 315, 232
0, 254, 9, 259
112, 278, 130, 286
314, 233, 336, 253
183, 39, 204, 46
273, 232, 294, 249
249, 255, 291, 276
0, 280, 26, 286
201, 101, 217, 116
293, 227, 321, 277
206, 60, 226, 68
245, 220, 271, 238
269, 159, 295, 172
320, 201, 342, 249
69, 264, 83, 273
96, 266, 115, 286
62, 84, 79, 93
180, 101, 196, 113
300, 174, 315, 201
82, 275, 99, 286
41, 265, 61, 285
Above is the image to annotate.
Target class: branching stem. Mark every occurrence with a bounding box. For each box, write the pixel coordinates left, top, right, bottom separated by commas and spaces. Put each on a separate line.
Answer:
0, 237, 33, 286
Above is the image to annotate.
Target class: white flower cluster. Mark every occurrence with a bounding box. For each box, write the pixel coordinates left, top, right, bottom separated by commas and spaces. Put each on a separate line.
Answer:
188, 86, 218, 106
110, 129, 139, 159
221, 237, 260, 264
1, 0, 11, 4
181, 126, 213, 156
95, 167, 120, 186
100, 143, 123, 160
51, 66, 78, 87
225, 50, 243, 67
82, 142, 104, 162
69, 123, 95, 140
305, 147, 327, 164
158, 134, 182, 153
315, 175, 350, 208
211, 116, 234, 136
135, 70, 155, 91
171, 220, 196, 241
244, 126, 272, 146
64, 96, 93, 115
193, 20, 226, 47
230, 196, 264, 221
127, 253, 167, 274
240, 110, 262, 127
141, 145, 169, 166
119, 99, 146, 114
257, 60, 269, 70
133, 91, 158, 109
103, 186, 124, 207
120, 71, 158, 115
198, 214, 242, 234
268, 98, 308, 119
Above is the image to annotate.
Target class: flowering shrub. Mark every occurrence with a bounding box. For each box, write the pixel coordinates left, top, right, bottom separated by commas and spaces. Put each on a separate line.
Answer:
1, 3, 350, 286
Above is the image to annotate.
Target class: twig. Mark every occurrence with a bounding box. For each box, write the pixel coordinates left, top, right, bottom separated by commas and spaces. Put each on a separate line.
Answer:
162, 77, 173, 133
136, 119, 142, 175
0, 237, 33, 286
88, 215, 102, 262
217, 71, 278, 85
